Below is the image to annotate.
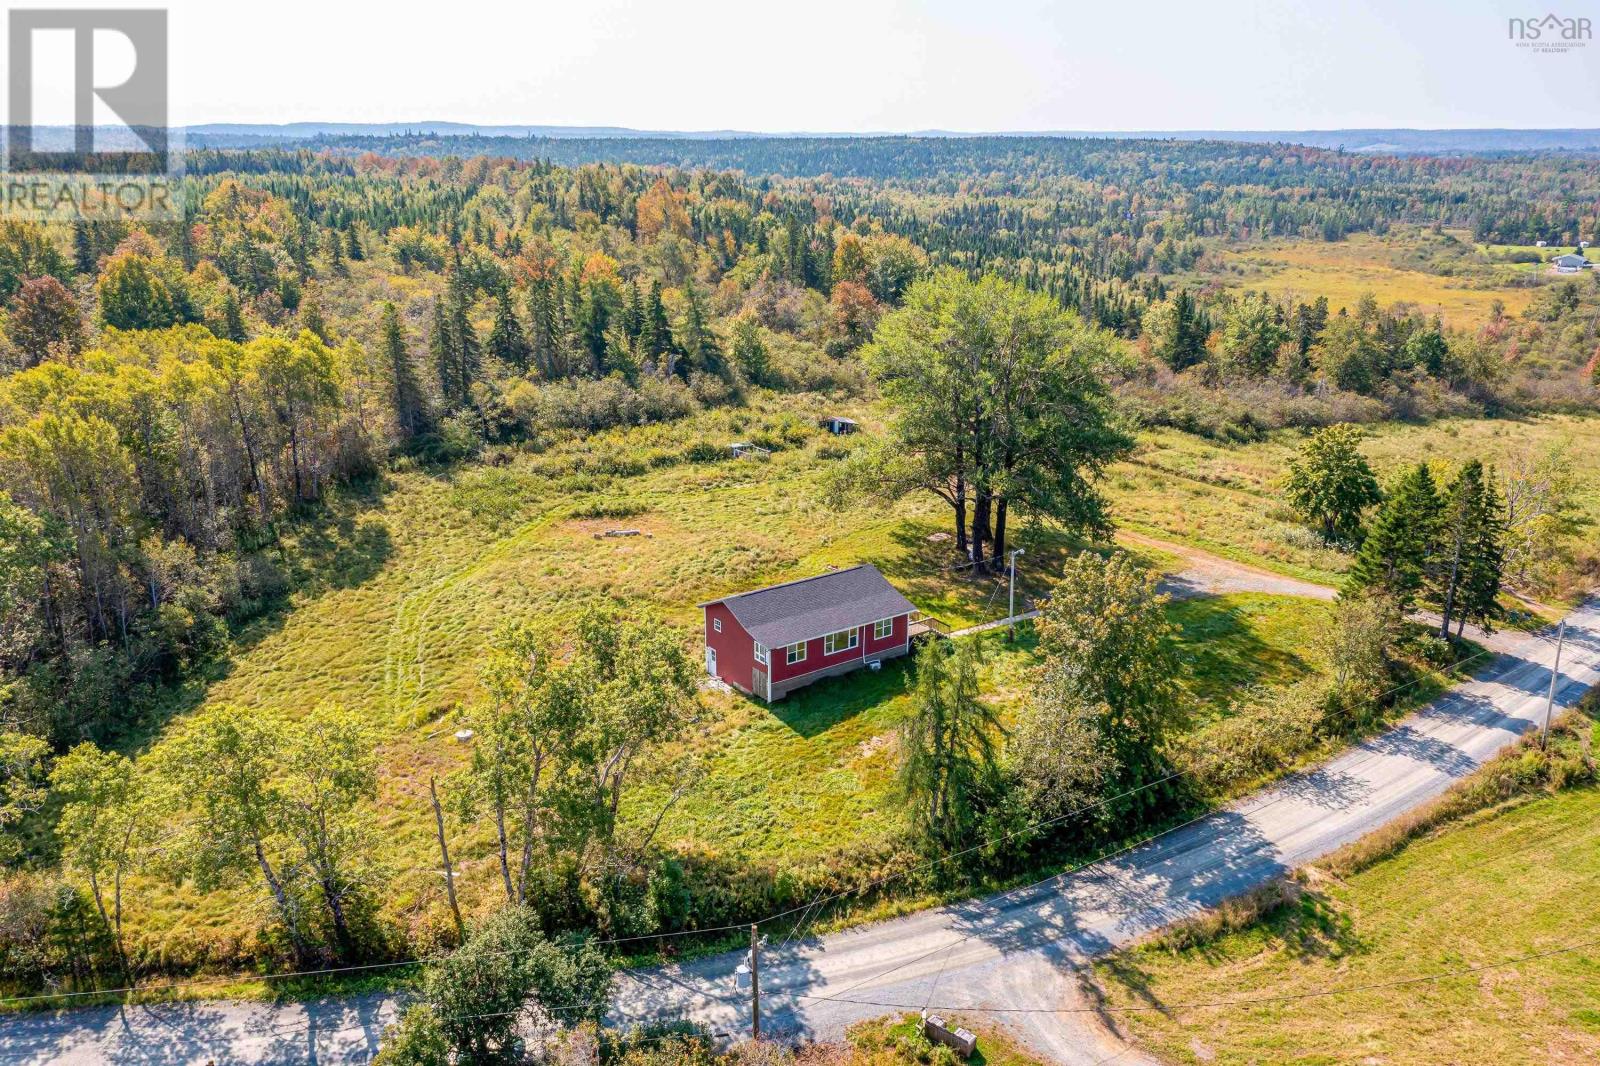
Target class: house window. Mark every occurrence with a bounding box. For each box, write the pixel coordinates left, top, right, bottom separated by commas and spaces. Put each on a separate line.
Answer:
754, 642, 768, 666
787, 643, 807, 665
823, 629, 859, 655
712, 617, 722, 633
873, 618, 894, 640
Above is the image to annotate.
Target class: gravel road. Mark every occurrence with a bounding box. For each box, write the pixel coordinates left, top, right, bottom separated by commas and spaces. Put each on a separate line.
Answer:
7, 577, 1594, 1066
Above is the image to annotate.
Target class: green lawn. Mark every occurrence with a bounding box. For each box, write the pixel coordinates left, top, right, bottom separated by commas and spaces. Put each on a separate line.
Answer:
1093, 786, 1600, 1065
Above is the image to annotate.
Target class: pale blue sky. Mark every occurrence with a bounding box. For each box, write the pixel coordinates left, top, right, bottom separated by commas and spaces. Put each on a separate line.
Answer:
18, 0, 1600, 129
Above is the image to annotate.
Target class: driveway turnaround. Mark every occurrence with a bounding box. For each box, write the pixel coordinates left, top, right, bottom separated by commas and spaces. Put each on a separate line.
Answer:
8, 603, 1597, 1066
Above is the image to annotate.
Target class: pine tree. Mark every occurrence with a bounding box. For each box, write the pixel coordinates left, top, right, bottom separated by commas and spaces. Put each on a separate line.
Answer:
578, 280, 612, 375
1344, 463, 1439, 610
1429, 461, 1502, 639
346, 226, 364, 261
448, 282, 482, 400
381, 302, 430, 442
430, 299, 458, 406
220, 290, 248, 343
639, 281, 675, 374
678, 283, 723, 379
327, 230, 347, 276
526, 278, 563, 380
72, 220, 96, 275
1456, 467, 1507, 636
486, 290, 531, 372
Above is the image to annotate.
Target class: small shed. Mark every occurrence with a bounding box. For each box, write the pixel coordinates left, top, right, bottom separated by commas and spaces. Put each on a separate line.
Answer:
819, 416, 859, 436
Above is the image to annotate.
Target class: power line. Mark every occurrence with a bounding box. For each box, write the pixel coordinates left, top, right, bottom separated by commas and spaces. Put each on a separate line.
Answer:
767, 624, 1592, 1014
790, 935, 1600, 1016
0, 621, 1573, 1010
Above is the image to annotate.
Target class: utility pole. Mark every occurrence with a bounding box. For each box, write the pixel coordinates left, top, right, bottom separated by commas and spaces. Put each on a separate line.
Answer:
749, 923, 761, 1041
1541, 621, 1566, 751
1007, 548, 1025, 640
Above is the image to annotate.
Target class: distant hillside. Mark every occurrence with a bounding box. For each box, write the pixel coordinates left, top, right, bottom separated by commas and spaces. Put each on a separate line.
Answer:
180, 123, 1600, 155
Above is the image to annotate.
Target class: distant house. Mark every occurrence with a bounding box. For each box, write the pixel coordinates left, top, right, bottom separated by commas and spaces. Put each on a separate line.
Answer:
700, 564, 919, 701
1552, 253, 1590, 273
1536, 240, 1548, 248
820, 416, 859, 436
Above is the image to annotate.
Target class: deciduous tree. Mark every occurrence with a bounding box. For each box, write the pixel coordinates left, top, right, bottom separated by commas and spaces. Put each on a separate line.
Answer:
1283, 424, 1381, 544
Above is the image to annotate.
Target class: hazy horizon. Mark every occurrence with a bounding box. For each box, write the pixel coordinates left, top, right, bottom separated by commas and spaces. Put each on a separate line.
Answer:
31, 0, 1594, 131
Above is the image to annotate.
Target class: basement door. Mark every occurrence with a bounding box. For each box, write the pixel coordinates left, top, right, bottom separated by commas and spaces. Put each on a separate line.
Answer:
752, 666, 770, 701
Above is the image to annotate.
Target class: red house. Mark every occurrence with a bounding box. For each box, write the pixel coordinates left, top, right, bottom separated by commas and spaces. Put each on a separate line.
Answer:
699, 564, 919, 701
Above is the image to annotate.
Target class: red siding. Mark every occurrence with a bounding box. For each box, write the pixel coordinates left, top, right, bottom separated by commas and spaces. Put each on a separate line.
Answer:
769, 612, 909, 683
703, 603, 757, 693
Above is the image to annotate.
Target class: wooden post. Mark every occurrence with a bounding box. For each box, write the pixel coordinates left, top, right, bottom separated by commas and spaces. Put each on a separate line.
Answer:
750, 923, 761, 1041
1541, 621, 1566, 751
430, 776, 466, 943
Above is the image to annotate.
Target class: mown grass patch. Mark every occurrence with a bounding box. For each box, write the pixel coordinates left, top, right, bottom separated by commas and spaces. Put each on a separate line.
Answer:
1095, 694, 1600, 1065
1093, 785, 1600, 1065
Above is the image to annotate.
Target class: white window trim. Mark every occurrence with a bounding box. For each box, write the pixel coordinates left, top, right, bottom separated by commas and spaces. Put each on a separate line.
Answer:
713, 617, 722, 633
823, 628, 859, 655
873, 617, 893, 640
754, 641, 768, 666
787, 642, 807, 665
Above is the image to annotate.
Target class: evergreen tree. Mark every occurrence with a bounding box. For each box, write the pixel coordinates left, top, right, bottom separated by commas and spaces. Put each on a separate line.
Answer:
577, 278, 614, 375
1142, 287, 1208, 371
1344, 463, 1439, 610
220, 290, 249, 343
678, 283, 723, 378
444, 277, 482, 404
1429, 460, 1504, 639
486, 290, 531, 372
639, 281, 675, 374
897, 637, 999, 852
327, 229, 347, 276
72, 220, 96, 275
1458, 471, 1507, 635
346, 226, 364, 261
526, 277, 567, 380
430, 298, 458, 406
381, 302, 431, 441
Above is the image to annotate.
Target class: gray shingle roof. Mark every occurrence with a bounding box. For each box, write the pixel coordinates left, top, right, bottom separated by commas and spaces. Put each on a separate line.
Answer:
704, 564, 915, 649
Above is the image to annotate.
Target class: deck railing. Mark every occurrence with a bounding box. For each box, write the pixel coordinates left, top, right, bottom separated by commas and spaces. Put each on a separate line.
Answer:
909, 611, 951, 638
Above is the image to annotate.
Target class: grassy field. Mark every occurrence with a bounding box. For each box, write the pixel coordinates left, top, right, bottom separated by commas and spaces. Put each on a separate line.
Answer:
1105, 413, 1600, 600
106, 395, 1338, 967
1092, 785, 1600, 1065
96, 394, 1600, 972
1205, 233, 1541, 325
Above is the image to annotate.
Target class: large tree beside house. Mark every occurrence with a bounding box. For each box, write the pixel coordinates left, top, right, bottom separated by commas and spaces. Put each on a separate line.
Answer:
858, 271, 1132, 571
